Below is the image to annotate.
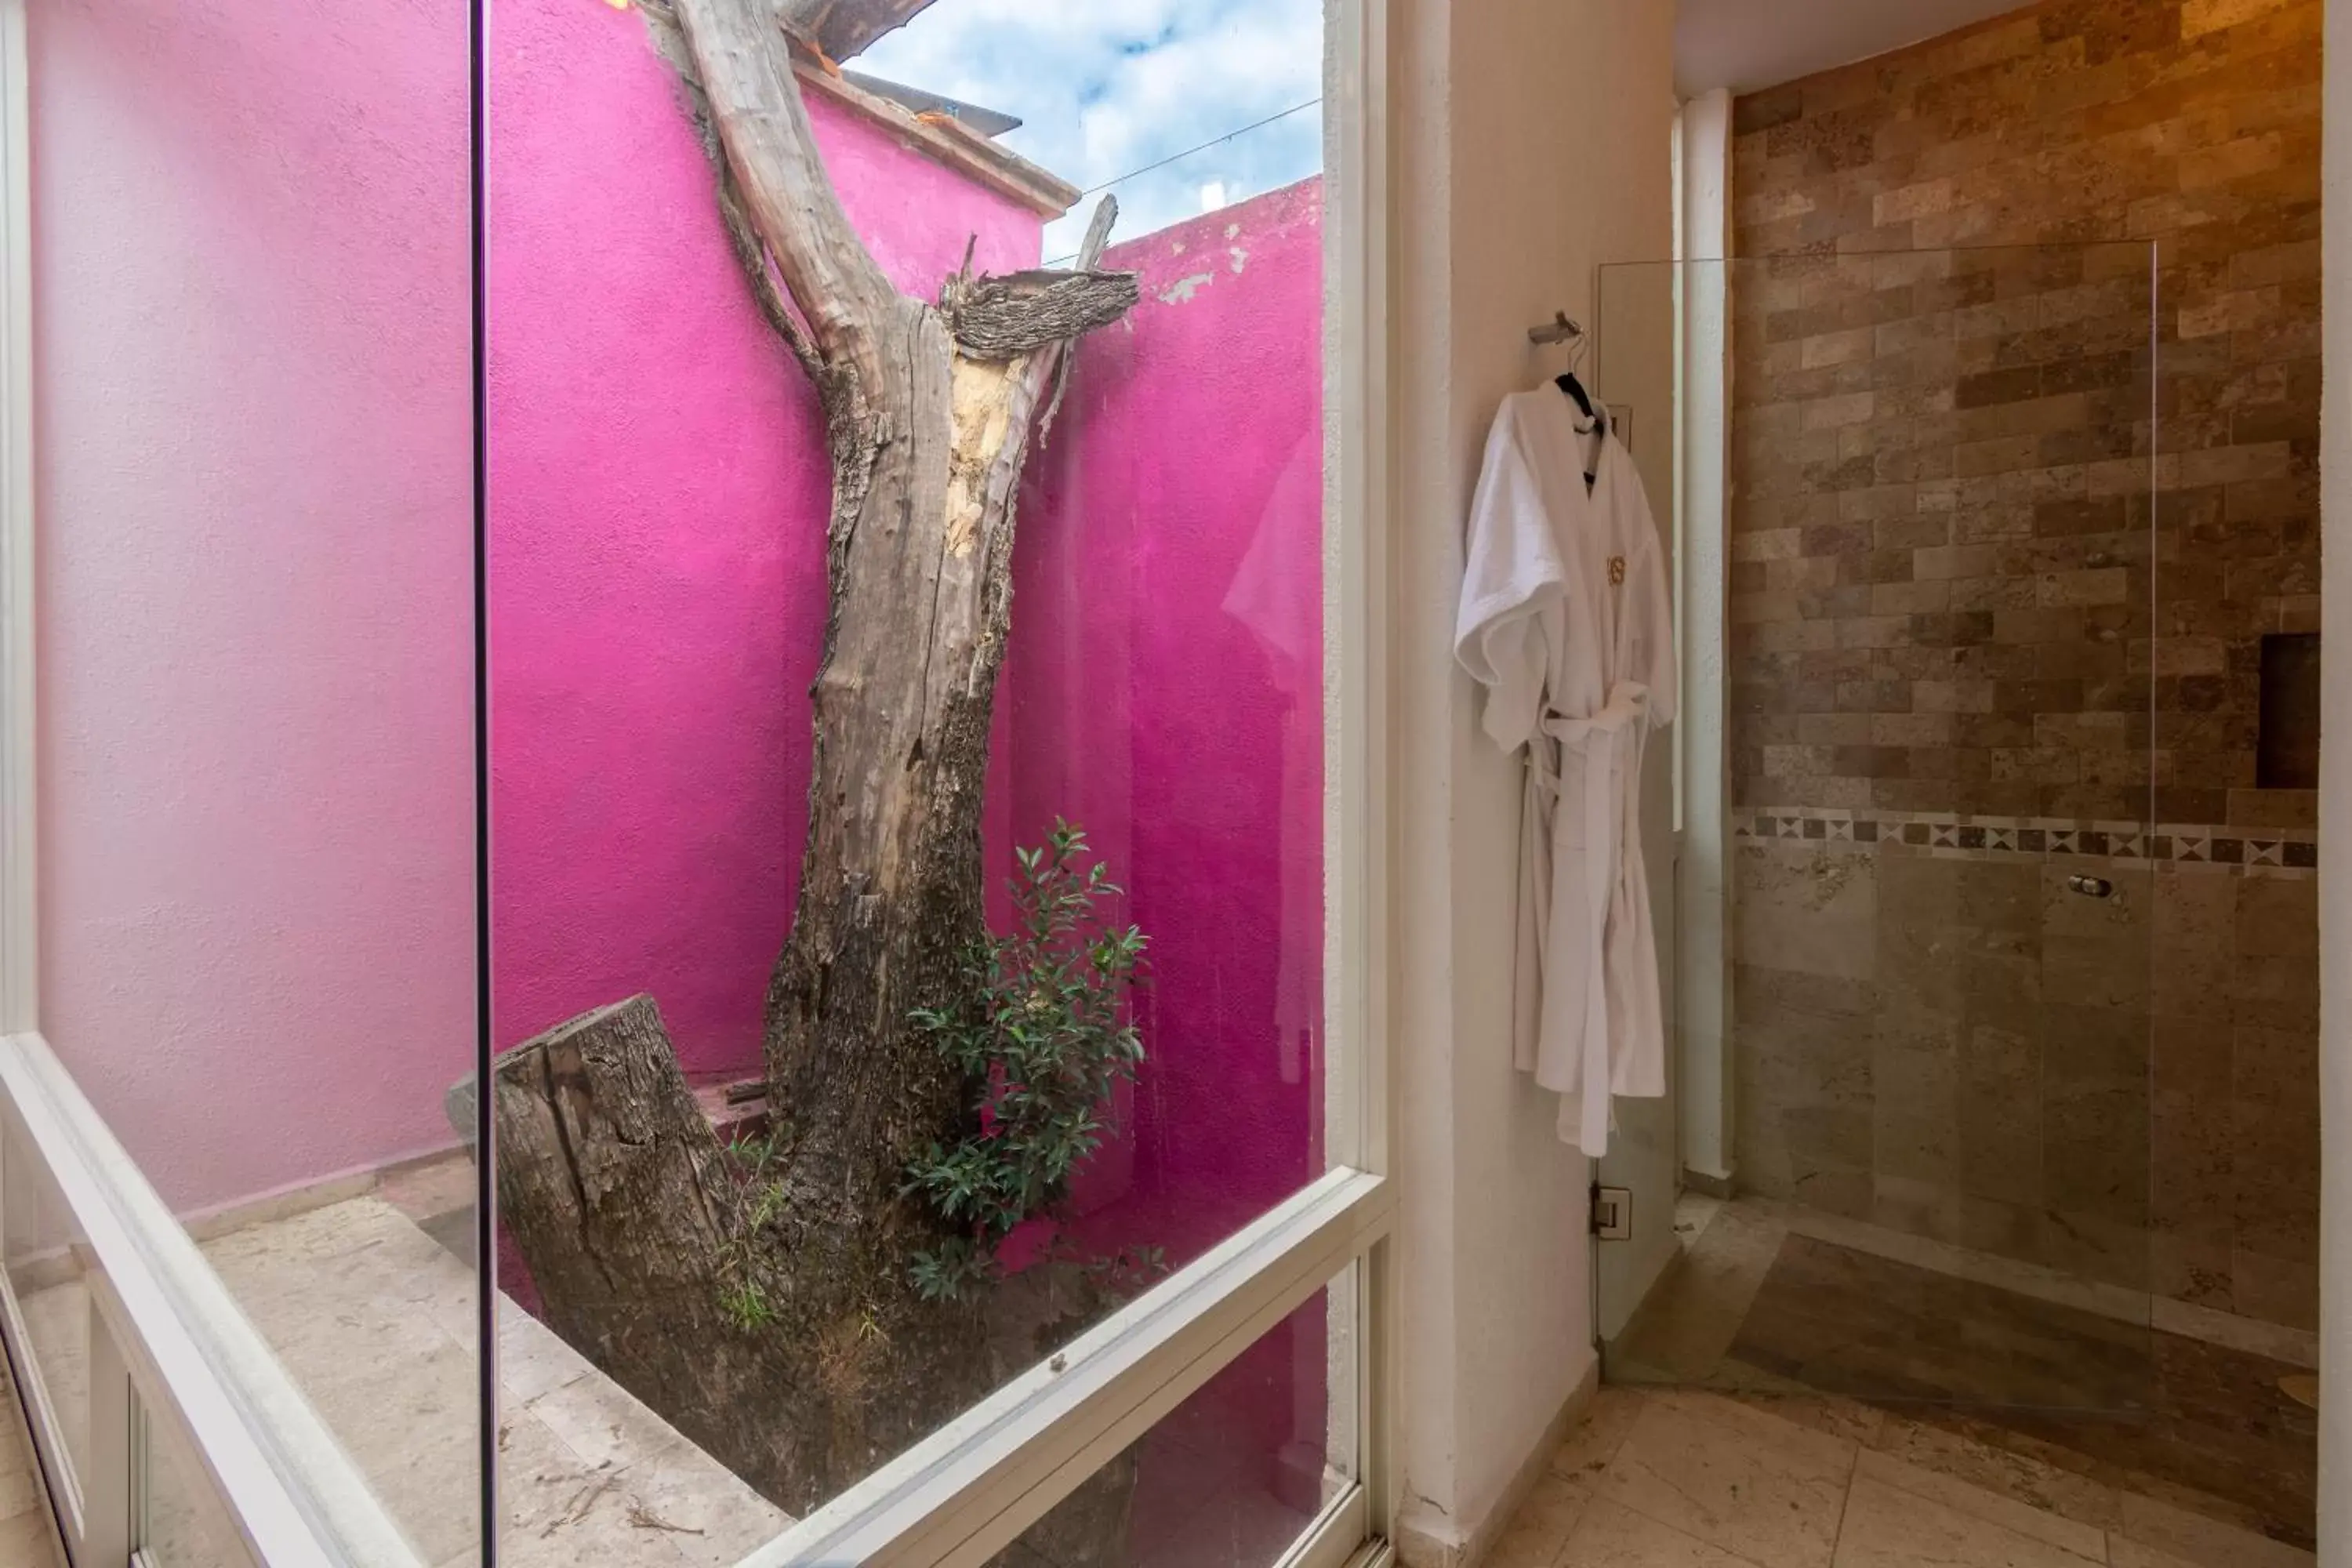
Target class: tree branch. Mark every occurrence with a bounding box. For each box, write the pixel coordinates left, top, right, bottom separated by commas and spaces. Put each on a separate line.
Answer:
1036, 197, 1124, 443
942, 268, 1138, 361
718, 172, 823, 379
671, 0, 900, 376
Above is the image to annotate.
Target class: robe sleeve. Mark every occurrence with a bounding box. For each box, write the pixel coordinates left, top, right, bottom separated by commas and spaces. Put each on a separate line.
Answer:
1454, 401, 1567, 752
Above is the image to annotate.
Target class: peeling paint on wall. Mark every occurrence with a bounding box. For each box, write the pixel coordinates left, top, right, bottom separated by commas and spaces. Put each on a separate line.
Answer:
1158, 270, 1218, 304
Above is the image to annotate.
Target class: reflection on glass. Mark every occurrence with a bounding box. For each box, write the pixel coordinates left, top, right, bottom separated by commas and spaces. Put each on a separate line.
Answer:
136, 1403, 249, 1568
29, 0, 482, 1559
1592, 249, 2162, 1420
196, 1163, 481, 1564
1014, 1285, 1352, 1568
3, 1096, 88, 1497
488, 0, 1331, 1533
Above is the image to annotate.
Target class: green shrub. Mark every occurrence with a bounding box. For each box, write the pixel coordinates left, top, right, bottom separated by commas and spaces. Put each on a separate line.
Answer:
905, 822, 1150, 1302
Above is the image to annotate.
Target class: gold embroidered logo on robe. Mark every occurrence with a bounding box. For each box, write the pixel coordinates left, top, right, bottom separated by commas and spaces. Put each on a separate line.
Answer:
1608, 554, 1627, 587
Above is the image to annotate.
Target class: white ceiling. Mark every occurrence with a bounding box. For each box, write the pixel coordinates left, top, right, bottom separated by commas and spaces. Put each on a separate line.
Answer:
1676, 0, 2036, 97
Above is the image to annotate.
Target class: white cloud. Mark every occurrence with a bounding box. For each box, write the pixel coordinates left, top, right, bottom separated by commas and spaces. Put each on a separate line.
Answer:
857, 0, 1324, 260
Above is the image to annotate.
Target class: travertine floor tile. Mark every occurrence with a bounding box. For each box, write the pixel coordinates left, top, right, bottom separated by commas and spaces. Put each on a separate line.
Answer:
197, 1194, 785, 1567
0, 1462, 35, 1526
0, 1385, 47, 1568
1611, 1203, 1787, 1382
1596, 1392, 1853, 1568
1486, 1474, 1592, 1568
1851, 1450, 2102, 1562
530, 1367, 707, 1476
1832, 1475, 2095, 1567
2105, 1540, 2201, 1568
1559, 1498, 1762, 1566
497, 1412, 701, 1568
1867, 1417, 2120, 1534
1496, 1382, 2332, 1568
0, 1508, 51, 1568
2114, 1491, 2315, 1568
621, 1434, 800, 1568
498, 1299, 596, 1406
1719, 1386, 1886, 1447
1549, 1388, 1646, 1483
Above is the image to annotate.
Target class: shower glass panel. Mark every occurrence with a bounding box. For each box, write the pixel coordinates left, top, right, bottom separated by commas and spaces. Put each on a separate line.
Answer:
1593, 245, 2161, 1418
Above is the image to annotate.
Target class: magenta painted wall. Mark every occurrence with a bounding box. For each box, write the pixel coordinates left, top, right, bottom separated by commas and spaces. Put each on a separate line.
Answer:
488, 0, 1043, 1077
1004, 189, 1330, 1549
1004, 180, 1328, 1265
30, 0, 476, 1211
491, 0, 1327, 1523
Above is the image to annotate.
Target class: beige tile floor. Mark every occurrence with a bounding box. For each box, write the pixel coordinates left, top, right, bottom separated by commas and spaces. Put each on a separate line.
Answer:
11, 1180, 789, 1567
1606, 1193, 2318, 1548
0, 1365, 56, 1567
1490, 1385, 2318, 1568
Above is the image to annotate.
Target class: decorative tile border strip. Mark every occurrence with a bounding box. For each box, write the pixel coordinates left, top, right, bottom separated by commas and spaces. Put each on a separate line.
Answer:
1731, 806, 2318, 872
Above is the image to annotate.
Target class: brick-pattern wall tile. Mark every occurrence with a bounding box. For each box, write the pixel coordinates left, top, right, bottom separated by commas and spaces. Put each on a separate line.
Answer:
1730, 0, 2322, 829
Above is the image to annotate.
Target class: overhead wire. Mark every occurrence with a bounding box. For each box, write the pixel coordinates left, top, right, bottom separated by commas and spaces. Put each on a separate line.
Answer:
1044, 96, 1323, 265
1075, 96, 1322, 198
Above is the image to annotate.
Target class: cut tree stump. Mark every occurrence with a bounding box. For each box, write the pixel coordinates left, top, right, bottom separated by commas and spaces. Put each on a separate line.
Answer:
481, 997, 809, 1489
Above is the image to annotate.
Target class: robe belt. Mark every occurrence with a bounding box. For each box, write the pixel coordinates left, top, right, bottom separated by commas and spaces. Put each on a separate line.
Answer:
1527, 682, 1652, 817
1526, 682, 1651, 1098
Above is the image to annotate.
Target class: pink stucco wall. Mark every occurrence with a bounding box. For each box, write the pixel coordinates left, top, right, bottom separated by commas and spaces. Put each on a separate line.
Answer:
1006, 180, 1328, 1265
1009, 188, 1330, 1548
490, 0, 1327, 1524
30, 0, 475, 1211
488, 0, 1044, 1076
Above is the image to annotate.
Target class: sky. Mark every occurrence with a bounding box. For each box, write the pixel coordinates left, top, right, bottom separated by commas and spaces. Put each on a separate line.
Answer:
857, 0, 1325, 261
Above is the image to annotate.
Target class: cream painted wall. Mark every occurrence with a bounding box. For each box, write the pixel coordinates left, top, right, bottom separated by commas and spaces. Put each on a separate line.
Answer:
1392, 0, 1677, 1556
2316, 5, 2347, 1562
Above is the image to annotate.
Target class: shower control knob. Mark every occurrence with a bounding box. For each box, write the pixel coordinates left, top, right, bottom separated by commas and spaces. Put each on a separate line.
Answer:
2067, 874, 2114, 898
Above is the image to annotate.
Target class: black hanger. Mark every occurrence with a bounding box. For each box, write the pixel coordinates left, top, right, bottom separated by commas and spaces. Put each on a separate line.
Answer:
1555, 369, 1599, 425
1528, 310, 1604, 483
1555, 372, 1604, 488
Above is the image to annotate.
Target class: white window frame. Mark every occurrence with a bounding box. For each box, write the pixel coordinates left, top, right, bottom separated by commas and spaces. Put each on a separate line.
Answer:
720, 0, 1399, 1561
0, 3, 425, 1563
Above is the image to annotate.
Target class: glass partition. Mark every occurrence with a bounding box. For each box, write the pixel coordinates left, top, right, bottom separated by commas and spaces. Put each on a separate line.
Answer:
0, 0, 1390, 1560
5, 0, 484, 1559
485, 0, 1384, 1559
1028, 1282, 1357, 1568
1593, 246, 2168, 1425
2, 1093, 89, 1521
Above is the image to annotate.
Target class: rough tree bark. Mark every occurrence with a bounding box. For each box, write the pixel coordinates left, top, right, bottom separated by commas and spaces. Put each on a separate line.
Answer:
477, 0, 1141, 1532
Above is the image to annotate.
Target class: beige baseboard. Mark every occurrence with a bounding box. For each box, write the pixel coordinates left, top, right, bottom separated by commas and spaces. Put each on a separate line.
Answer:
180, 1141, 469, 1243
1395, 1354, 1597, 1568
1680, 1167, 1735, 1200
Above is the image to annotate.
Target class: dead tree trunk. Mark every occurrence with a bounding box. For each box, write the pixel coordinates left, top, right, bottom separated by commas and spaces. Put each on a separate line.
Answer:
482, 0, 1140, 1526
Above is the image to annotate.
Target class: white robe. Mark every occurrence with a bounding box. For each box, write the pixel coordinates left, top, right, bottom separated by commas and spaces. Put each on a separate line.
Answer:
1454, 388, 1676, 1157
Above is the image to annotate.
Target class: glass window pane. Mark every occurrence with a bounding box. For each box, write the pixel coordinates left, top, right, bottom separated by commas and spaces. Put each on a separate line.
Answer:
1008, 1282, 1354, 1568
488, 0, 1340, 1534
27, 0, 482, 1558
136, 1403, 251, 1568
0, 1359, 45, 1560
2, 1095, 86, 1499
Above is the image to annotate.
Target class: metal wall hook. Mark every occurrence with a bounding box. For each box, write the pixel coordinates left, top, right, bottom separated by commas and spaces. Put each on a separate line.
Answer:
1528, 310, 1583, 347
